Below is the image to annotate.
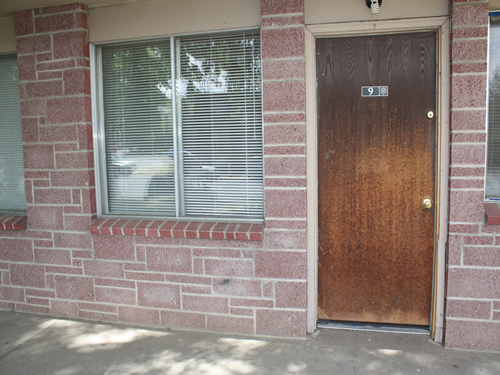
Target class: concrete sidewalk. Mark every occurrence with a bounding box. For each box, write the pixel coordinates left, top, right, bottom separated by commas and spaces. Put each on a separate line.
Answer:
0, 311, 498, 375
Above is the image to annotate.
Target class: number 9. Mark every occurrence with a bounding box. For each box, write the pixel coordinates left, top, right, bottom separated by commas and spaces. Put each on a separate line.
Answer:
368, 87, 374, 95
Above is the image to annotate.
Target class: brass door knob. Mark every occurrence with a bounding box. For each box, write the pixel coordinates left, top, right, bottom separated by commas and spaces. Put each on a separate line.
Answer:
422, 198, 432, 209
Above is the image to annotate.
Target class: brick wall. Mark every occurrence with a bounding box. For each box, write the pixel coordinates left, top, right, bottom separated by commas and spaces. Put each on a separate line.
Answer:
446, 0, 500, 351
260, 0, 308, 335
0, 1, 309, 338
1, 3, 95, 313
4, 0, 499, 350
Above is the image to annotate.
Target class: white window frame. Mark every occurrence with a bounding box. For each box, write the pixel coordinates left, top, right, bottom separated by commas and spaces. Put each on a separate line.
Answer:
91, 30, 264, 222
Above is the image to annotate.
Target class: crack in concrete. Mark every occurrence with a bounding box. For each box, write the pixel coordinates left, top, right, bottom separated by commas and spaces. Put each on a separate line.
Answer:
0, 318, 62, 361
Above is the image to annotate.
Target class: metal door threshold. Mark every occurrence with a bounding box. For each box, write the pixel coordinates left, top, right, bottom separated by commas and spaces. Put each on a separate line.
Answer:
317, 320, 430, 335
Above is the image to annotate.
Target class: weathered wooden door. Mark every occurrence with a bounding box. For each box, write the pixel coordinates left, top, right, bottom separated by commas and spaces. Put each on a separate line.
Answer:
317, 32, 436, 326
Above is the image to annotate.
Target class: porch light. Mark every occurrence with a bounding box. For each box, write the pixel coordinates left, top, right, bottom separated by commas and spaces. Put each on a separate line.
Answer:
366, 0, 382, 14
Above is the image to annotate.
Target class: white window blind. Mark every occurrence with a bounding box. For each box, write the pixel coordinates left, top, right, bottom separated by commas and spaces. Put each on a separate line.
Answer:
0, 54, 26, 214
102, 40, 175, 216
179, 33, 263, 218
98, 30, 263, 220
487, 15, 500, 198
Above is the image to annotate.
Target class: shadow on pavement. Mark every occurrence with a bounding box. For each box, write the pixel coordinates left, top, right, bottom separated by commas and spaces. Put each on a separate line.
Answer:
0, 311, 499, 375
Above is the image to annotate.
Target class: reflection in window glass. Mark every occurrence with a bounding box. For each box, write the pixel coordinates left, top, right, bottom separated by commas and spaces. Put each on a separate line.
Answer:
487, 16, 500, 198
98, 31, 263, 219
0, 55, 26, 214
102, 41, 175, 216
179, 33, 263, 218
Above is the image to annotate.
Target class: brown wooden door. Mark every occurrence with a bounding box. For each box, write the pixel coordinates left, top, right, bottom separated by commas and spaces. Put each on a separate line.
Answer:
317, 33, 436, 326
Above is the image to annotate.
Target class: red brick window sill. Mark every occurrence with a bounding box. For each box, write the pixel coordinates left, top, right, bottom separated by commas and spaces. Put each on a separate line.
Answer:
0, 214, 27, 231
484, 202, 500, 225
90, 218, 264, 241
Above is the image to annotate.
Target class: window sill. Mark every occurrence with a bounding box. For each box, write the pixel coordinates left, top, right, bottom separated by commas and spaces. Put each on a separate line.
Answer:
484, 202, 500, 225
0, 215, 27, 231
89, 218, 264, 241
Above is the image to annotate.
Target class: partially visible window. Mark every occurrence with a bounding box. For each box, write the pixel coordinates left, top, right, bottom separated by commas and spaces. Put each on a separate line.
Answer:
0, 54, 26, 214
487, 14, 500, 198
94, 30, 263, 221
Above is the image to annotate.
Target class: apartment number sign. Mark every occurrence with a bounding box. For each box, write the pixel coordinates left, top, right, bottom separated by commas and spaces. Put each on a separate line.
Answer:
361, 86, 388, 97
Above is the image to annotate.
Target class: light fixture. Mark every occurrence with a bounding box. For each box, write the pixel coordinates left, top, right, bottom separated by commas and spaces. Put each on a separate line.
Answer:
366, 0, 382, 14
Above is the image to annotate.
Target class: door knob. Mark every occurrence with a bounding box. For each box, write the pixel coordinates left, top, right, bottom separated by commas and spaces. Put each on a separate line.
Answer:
422, 198, 432, 209
426, 111, 435, 119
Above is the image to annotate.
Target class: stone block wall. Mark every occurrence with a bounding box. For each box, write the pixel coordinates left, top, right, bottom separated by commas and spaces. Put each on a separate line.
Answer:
2, 0, 499, 351
0, 1, 309, 338
446, 0, 500, 351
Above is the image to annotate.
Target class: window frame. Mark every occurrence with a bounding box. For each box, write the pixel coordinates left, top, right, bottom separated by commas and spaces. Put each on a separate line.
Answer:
91, 30, 264, 223
486, 11, 500, 200
0, 52, 27, 215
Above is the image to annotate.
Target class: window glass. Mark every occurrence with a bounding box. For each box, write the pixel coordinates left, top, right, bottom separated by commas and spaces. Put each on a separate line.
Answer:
487, 15, 500, 198
0, 54, 26, 214
102, 40, 175, 216
97, 30, 263, 220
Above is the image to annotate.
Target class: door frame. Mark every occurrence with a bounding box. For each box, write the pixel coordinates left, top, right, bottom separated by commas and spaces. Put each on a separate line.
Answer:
305, 17, 450, 343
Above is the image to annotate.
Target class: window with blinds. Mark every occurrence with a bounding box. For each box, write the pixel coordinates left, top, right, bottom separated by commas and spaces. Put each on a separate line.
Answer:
95, 30, 263, 220
0, 54, 26, 214
487, 15, 500, 198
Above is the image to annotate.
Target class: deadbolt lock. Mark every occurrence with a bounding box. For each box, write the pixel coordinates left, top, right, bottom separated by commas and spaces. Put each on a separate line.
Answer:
426, 111, 435, 120
422, 198, 433, 209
